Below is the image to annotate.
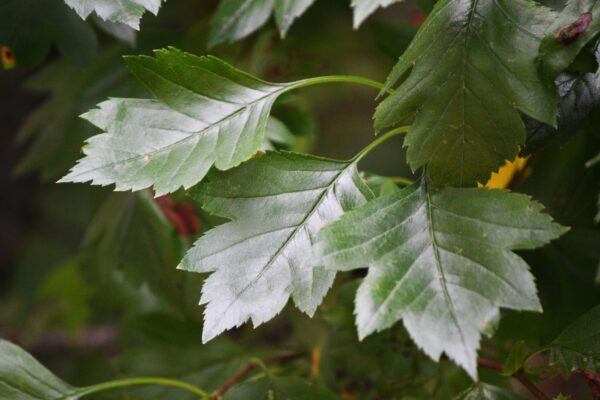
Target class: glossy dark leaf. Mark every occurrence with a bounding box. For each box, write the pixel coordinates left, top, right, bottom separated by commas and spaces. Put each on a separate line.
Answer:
318, 179, 566, 378
375, 0, 557, 186
60, 48, 307, 195
178, 152, 373, 342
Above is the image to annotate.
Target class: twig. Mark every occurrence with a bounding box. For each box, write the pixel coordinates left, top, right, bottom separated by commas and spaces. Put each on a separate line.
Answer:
477, 358, 550, 400
211, 353, 299, 399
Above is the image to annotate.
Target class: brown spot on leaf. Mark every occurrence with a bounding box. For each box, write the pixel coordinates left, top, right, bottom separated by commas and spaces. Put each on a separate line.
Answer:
555, 12, 593, 44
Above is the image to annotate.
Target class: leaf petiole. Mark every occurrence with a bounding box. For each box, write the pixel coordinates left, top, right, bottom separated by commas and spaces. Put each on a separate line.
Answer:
73, 377, 211, 399
353, 126, 411, 163
289, 75, 387, 92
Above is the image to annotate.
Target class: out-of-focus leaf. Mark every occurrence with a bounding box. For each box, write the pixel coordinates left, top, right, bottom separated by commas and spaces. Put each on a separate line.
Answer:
550, 304, 600, 374
64, 0, 163, 29
16, 49, 136, 180
318, 179, 566, 378
351, 0, 405, 28
0, 0, 97, 67
116, 313, 251, 399
38, 259, 93, 335
502, 341, 526, 376
375, 0, 557, 186
263, 117, 297, 150
208, 0, 316, 48
369, 20, 417, 60
83, 191, 185, 307
179, 152, 373, 343
92, 18, 137, 46
60, 48, 314, 195
455, 383, 524, 399
223, 377, 341, 400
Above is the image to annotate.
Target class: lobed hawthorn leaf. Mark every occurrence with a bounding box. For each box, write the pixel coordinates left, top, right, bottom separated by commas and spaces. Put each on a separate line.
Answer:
64, 0, 163, 29
375, 0, 557, 186
178, 151, 373, 343
208, 0, 316, 48
549, 304, 600, 374
455, 383, 524, 399
521, 72, 600, 155
317, 179, 566, 378
351, 0, 406, 28
60, 48, 309, 196
540, 0, 600, 83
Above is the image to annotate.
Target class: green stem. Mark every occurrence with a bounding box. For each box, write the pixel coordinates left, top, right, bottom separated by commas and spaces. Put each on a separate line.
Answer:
353, 126, 411, 162
73, 377, 211, 399
289, 75, 386, 92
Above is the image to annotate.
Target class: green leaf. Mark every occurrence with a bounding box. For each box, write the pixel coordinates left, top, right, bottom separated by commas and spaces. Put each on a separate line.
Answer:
455, 383, 524, 399
223, 377, 341, 400
375, 0, 557, 186
540, 1, 600, 81
317, 179, 566, 378
38, 259, 94, 335
502, 340, 526, 376
178, 151, 373, 343
0, 0, 97, 67
550, 304, 600, 374
351, 0, 405, 28
208, 0, 316, 48
64, 0, 163, 29
60, 48, 306, 195
83, 192, 185, 307
522, 72, 600, 155
0, 340, 79, 399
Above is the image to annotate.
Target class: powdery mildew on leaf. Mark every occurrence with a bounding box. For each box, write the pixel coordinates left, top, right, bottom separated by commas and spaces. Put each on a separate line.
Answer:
318, 180, 566, 378
60, 48, 299, 195
178, 152, 373, 343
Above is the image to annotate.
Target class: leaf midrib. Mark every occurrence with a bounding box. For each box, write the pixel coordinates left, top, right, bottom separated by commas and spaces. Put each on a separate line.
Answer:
215, 162, 357, 319
63, 66, 290, 181
423, 180, 470, 356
